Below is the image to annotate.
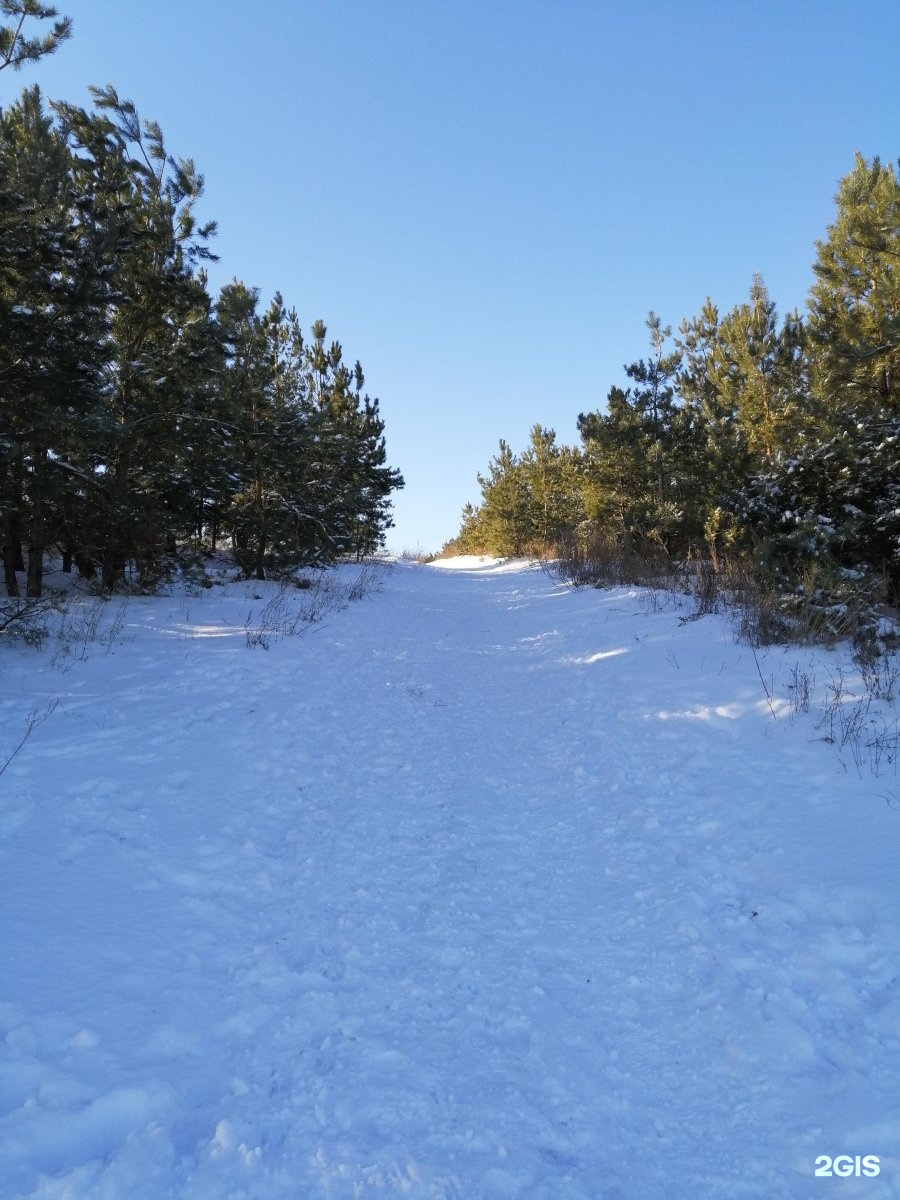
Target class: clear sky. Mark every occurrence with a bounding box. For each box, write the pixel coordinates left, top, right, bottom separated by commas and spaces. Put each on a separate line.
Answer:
6, 0, 897, 553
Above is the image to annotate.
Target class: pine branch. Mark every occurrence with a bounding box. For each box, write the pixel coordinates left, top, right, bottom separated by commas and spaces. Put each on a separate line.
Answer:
0, 2, 71, 73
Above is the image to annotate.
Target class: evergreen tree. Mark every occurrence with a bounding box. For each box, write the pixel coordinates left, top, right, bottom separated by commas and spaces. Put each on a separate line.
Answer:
450, 154, 897, 631
738, 157, 900, 609
218, 282, 297, 578
217, 297, 402, 576
676, 298, 754, 560
808, 153, 899, 416
714, 276, 808, 464
0, 86, 113, 596
297, 320, 402, 561
578, 313, 685, 550
464, 440, 533, 555
453, 428, 585, 557
339, 390, 404, 559
53, 86, 218, 586
0, 22, 404, 592
0, 0, 71, 77
578, 387, 652, 539
631, 312, 682, 509
518, 424, 584, 548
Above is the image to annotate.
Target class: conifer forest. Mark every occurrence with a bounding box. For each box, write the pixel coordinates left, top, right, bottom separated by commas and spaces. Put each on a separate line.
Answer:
2, 3, 898, 651
449, 158, 898, 645
0, 2, 404, 598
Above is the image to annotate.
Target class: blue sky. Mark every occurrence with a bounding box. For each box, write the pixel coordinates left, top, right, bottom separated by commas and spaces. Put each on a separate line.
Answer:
7, 0, 897, 552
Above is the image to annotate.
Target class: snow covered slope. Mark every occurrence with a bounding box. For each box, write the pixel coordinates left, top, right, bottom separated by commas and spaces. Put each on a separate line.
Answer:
1, 560, 898, 1198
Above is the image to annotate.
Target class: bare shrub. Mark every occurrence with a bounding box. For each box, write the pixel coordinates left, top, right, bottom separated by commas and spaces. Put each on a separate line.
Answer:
550, 529, 678, 591
50, 596, 130, 665
346, 561, 389, 602
712, 559, 792, 647
854, 640, 900, 702
244, 590, 318, 650
0, 700, 60, 784
548, 530, 619, 588
244, 563, 389, 649
786, 663, 815, 722
809, 665, 899, 777
0, 593, 64, 647
868, 718, 900, 778
692, 559, 720, 617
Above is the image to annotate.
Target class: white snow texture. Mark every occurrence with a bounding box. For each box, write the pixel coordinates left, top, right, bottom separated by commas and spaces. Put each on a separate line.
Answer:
1, 558, 898, 1198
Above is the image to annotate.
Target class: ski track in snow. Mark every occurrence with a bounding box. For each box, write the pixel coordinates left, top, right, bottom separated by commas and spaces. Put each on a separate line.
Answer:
1, 559, 899, 1198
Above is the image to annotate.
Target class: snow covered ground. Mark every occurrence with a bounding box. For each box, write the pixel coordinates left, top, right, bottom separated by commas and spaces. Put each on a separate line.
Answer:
1, 557, 899, 1199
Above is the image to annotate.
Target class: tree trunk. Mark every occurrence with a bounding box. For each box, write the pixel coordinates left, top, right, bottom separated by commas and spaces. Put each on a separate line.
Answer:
101, 442, 130, 590
2, 505, 20, 597
26, 445, 47, 598
253, 468, 266, 579
102, 546, 123, 591
254, 528, 266, 580
11, 509, 26, 571
74, 551, 95, 581
1, 456, 21, 595
8, 455, 26, 572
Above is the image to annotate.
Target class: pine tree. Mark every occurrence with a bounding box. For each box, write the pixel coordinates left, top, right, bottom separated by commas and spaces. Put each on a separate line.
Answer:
631, 312, 682, 509
296, 321, 402, 561
0, 86, 113, 596
808, 153, 899, 416
53, 87, 218, 586
516, 425, 558, 547
1, 19, 406, 592
676, 298, 753, 559
0, 1, 71, 77
735, 157, 900, 610
578, 387, 653, 541
453, 428, 584, 558
714, 276, 808, 464
578, 313, 685, 550
216, 296, 402, 576
468, 440, 533, 555
340, 389, 404, 559
218, 282, 289, 578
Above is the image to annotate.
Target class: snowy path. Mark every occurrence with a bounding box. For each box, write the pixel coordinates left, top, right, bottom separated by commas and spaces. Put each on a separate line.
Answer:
1, 560, 899, 1198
